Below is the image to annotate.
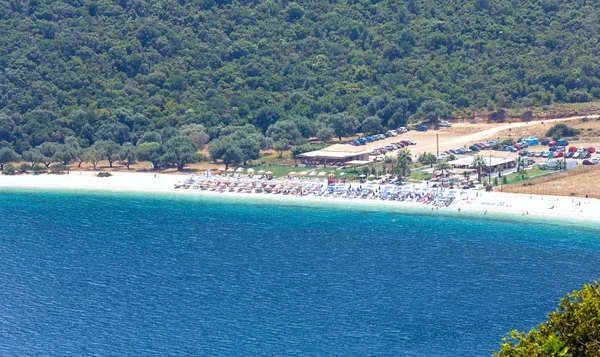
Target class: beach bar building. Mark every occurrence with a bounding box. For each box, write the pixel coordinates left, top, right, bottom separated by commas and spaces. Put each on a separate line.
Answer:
299, 144, 372, 167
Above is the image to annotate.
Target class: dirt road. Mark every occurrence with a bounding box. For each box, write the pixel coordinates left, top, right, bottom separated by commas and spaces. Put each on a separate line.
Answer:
403, 114, 599, 157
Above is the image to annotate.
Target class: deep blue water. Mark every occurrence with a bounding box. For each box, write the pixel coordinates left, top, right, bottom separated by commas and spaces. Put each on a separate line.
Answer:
0, 190, 599, 356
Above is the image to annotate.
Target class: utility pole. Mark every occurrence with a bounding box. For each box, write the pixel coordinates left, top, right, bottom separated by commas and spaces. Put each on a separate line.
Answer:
488, 154, 492, 190
436, 133, 439, 158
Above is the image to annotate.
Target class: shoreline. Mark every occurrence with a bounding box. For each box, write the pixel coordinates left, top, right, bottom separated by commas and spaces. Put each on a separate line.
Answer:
1, 171, 599, 226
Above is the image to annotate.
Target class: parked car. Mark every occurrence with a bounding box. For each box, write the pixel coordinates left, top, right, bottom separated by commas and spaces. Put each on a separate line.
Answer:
469, 145, 481, 152
583, 159, 596, 165
535, 151, 544, 157
416, 125, 428, 131
573, 152, 581, 159
527, 151, 536, 157
518, 150, 528, 156
541, 139, 550, 145
385, 130, 398, 137
565, 152, 574, 158
407, 140, 417, 145
365, 136, 374, 142
548, 141, 557, 147
556, 139, 569, 146
588, 147, 596, 153
542, 152, 551, 158
568, 146, 577, 153
554, 151, 564, 158
438, 121, 452, 127
514, 144, 523, 150
396, 127, 408, 133
375, 155, 385, 162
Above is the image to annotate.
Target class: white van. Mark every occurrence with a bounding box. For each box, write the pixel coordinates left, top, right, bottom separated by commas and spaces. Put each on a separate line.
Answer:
375, 155, 385, 162
385, 130, 398, 137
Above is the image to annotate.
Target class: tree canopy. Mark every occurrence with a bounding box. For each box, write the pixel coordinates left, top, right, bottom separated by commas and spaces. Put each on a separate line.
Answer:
494, 281, 600, 356
2, 0, 600, 166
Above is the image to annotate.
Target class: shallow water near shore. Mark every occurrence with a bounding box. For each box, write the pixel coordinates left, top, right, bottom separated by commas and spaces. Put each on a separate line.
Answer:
1, 189, 599, 356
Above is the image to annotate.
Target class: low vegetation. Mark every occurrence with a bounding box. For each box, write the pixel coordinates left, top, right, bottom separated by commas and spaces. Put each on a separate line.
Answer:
494, 281, 600, 356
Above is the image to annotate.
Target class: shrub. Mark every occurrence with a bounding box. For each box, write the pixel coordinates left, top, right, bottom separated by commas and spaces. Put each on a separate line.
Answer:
50, 163, 68, 174
502, 176, 508, 184
19, 163, 32, 172
2, 164, 17, 175
97, 172, 112, 178
493, 177, 499, 186
546, 123, 580, 138
32, 164, 47, 173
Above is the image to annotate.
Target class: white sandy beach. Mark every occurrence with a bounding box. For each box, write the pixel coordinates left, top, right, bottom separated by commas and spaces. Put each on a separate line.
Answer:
0, 171, 599, 224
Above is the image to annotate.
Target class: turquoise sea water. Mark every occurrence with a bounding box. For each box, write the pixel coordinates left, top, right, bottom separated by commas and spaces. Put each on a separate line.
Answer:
0, 189, 599, 356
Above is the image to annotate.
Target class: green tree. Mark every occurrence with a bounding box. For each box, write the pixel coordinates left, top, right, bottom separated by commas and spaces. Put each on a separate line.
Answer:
208, 136, 243, 169
53, 144, 77, 165
326, 114, 359, 140
180, 124, 209, 149
161, 136, 200, 171
316, 127, 335, 142
22, 149, 44, 166
118, 145, 137, 170
417, 152, 437, 168
93, 140, 121, 168
266, 120, 303, 145
135, 142, 163, 170
494, 281, 600, 356
393, 148, 413, 184
273, 139, 290, 158
36, 142, 61, 168
0, 148, 21, 170
472, 154, 487, 183
361, 116, 384, 136
416, 100, 452, 123
84, 147, 103, 171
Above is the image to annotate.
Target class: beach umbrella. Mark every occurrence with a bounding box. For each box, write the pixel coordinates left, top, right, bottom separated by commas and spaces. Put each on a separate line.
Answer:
235, 167, 244, 172
265, 171, 273, 175
309, 171, 317, 176
340, 172, 346, 176
358, 174, 366, 178
247, 168, 255, 173
226, 168, 234, 172
258, 169, 265, 174
299, 171, 308, 175
368, 174, 375, 178
288, 171, 297, 176
318, 171, 326, 176
218, 167, 225, 171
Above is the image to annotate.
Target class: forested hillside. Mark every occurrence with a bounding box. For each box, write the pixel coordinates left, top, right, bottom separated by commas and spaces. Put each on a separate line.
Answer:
1, 0, 600, 167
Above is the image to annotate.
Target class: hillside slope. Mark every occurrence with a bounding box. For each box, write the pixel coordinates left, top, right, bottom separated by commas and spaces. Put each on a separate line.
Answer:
1, 0, 600, 150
